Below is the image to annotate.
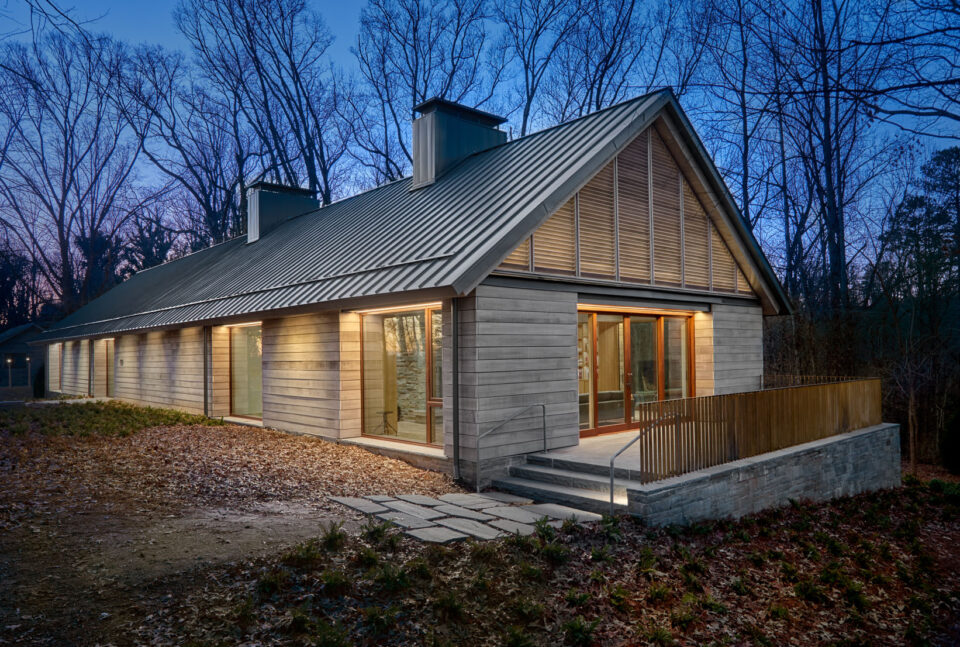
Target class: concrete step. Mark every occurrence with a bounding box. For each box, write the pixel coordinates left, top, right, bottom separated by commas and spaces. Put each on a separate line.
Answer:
509, 463, 630, 497
490, 476, 628, 515
526, 452, 660, 481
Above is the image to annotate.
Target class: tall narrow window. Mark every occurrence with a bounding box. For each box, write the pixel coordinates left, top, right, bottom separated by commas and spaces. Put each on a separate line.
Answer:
663, 318, 689, 399
361, 306, 442, 445
230, 324, 262, 418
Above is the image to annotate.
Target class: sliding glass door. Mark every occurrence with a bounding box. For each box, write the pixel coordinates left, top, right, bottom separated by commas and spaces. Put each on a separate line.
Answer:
361, 306, 442, 445
578, 309, 693, 435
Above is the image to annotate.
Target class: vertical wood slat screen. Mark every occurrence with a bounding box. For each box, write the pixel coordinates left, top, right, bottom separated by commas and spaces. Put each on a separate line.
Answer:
650, 130, 682, 286
711, 224, 737, 292
682, 177, 710, 289
631, 379, 882, 484
617, 135, 651, 283
577, 163, 616, 278
497, 124, 761, 299
533, 198, 577, 274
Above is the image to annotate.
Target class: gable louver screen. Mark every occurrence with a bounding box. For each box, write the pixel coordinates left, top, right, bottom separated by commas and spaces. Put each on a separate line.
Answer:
533, 198, 577, 274
617, 135, 651, 283
650, 130, 682, 286
682, 178, 710, 290
711, 224, 737, 292
577, 164, 616, 278
498, 122, 760, 299
502, 236, 530, 270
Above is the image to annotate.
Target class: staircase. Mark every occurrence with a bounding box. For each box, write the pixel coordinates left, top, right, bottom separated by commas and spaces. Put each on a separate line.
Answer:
491, 453, 636, 515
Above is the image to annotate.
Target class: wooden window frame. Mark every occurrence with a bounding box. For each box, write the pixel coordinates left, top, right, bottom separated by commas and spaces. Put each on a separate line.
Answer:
359, 305, 443, 447
578, 307, 696, 437
228, 323, 264, 421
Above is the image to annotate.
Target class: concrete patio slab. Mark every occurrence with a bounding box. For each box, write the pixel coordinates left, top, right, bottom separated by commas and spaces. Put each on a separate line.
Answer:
488, 518, 536, 536
437, 493, 501, 509
375, 511, 436, 529
396, 494, 444, 506
405, 526, 468, 544
481, 491, 534, 505
432, 504, 495, 522
381, 500, 447, 520
363, 495, 396, 503
523, 503, 602, 522
436, 517, 506, 540
485, 505, 545, 524
329, 497, 389, 514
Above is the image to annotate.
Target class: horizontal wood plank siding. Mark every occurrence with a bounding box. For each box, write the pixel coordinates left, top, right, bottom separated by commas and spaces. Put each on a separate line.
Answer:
617, 136, 651, 283
578, 163, 616, 278
711, 304, 763, 393
113, 328, 204, 413
60, 340, 89, 395
533, 199, 577, 274
448, 284, 579, 464
262, 312, 340, 438
92, 339, 108, 398
651, 129, 682, 286
683, 178, 710, 290
47, 343, 61, 394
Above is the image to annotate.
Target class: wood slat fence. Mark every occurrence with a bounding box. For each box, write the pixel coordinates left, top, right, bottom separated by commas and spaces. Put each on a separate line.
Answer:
629, 378, 882, 483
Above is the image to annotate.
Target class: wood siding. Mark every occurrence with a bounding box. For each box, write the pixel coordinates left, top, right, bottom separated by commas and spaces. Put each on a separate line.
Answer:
711, 303, 763, 393
498, 123, 757, 299
261, 312, 341, 437
60, 340, 89, 395
47, 343, 61, 394
446, 284, 579, 466
92, 339, 109, 397
113, 328, 205, 413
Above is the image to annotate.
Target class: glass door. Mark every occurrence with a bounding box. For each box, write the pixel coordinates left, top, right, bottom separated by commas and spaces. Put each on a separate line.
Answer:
230, 324, 263, 418
595, 314, 626, 427
577, 309, 694, 436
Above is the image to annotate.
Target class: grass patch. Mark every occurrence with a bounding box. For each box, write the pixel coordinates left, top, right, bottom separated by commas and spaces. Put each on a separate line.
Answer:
1, 400, 222, 436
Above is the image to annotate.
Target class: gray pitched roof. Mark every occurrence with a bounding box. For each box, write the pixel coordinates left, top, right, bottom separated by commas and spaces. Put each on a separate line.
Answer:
37, 90, 789, 343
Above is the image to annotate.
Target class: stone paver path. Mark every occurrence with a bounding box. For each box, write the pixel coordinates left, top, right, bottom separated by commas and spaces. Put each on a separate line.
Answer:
329, 492, 602, 543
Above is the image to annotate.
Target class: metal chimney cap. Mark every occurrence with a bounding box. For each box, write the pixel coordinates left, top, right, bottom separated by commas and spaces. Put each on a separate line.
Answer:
247, 181, 316, 197
413, 97, 507, 127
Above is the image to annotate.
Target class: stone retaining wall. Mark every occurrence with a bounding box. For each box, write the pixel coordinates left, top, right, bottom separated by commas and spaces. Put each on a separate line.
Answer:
628, 423, 901, 526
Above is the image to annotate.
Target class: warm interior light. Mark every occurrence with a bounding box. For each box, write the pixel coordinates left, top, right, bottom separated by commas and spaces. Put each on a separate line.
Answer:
353, 302, 442, 315
226, 321, 263, 328
577, 303, 701, 316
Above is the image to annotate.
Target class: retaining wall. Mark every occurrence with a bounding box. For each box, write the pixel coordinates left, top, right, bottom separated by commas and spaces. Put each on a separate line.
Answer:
628, 423, 901, 526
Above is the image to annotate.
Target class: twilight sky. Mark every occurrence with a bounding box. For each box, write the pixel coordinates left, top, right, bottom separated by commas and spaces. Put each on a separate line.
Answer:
3, 0, 364, 64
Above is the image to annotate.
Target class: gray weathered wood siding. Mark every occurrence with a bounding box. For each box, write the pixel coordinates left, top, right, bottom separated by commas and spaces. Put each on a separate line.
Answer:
445, 285, 580, 468
693, 311, 715, 396
711, 303, 763, 394
207, 326, 230, 417
338, 311, 362, 438
91, 339, 109, 397
46, 343, 61, 394
261, 312, 340, 437
113, 328, 205, 413
60, 340, 89, 395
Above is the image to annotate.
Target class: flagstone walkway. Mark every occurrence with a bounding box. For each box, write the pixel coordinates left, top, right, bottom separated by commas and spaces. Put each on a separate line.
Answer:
329, 491, 601, 543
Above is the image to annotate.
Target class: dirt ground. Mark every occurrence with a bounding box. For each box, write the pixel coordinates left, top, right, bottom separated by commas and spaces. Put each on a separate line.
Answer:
0, 423, 463, 645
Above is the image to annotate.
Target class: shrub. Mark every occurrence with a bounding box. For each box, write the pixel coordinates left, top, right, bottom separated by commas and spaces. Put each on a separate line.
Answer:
503, 626, 536, 647
566, 588, 591, 607
313, 619, 350, 647
375, 564, 410, 592
608, 584, 631, 612
362, 519, 392, 543
433, 591, 465, 622
321, 522, 348, 552
281, 539, 324, 570
590, 544, 612, 563
256, 567, 289, 599
519, 561, 544, 582
647, 582, 671, 603
700, 595, 727, 614
352, 546, 380, 569
510, 597, 544, 623
730, 577, 750, 596
363, 604, 399, 634
534, 517, 557, 542
767, 604, 789, 620
794, 578, 828, 604
319, 569, 352, 597
541, 541, 571, 566
645, 625, 675, 646
561, 615, 599, 647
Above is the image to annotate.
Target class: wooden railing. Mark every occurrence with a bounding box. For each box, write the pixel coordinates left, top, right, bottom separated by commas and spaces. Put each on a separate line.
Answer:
629, 378, 882, 483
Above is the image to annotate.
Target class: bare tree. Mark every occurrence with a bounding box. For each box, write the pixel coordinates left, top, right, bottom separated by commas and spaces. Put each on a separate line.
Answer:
0, 30, 143, 312
124, 46, 255, 247
175, 0, 349, 205
348, 0, 501, 182
494, 0, 582, 136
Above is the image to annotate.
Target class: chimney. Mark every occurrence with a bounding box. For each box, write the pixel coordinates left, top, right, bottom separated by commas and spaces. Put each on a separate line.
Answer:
412, 97, 507, 189
246, 181, 319, 243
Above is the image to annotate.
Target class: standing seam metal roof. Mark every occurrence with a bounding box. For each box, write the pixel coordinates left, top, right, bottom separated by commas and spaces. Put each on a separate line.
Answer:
37, 90, 787, 343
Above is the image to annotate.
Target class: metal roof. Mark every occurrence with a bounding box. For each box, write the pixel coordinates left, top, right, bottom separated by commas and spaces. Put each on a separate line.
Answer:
36, 90, 789, 344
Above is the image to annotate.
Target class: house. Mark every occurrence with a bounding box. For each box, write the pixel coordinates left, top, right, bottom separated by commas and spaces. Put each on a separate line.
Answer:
0, 322, 45, 399
35, 91, 898, 520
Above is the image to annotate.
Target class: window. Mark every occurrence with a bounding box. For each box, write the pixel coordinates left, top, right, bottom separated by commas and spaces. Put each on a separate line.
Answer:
230, 324, 263, 418
361, 305, 442, 445
577, 307, 694, 435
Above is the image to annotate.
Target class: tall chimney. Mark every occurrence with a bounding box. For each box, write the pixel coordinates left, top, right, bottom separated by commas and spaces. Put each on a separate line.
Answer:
411, 98, 507, 189
246, 181, 319, 243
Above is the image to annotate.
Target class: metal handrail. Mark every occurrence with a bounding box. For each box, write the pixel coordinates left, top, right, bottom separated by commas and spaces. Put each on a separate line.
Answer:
476, 403, 546, 493
608, 413, 678, 516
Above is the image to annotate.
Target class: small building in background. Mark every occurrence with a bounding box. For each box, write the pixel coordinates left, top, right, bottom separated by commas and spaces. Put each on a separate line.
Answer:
0, 323, 46, 399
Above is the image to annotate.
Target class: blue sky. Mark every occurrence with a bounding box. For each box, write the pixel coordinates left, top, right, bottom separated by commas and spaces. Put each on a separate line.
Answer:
3, 0, 364, 63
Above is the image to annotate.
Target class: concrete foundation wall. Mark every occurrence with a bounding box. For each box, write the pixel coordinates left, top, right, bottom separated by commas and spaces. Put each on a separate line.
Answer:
628, 423, 901, 526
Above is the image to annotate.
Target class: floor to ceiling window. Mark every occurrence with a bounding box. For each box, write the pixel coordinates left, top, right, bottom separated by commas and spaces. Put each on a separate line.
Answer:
577, 307, 694, 436
361, 304, 442, 445
230, 323, 263, 418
